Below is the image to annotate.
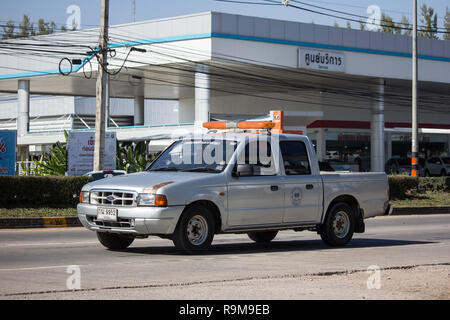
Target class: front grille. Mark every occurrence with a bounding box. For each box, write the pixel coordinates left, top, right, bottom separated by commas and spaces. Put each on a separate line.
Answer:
87, 216, 133, 228
90, 190, 136, 207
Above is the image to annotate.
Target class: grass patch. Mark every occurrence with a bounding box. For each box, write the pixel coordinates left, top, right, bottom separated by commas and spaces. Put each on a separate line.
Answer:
0, 207, 77, 218
391, 191, 450, 207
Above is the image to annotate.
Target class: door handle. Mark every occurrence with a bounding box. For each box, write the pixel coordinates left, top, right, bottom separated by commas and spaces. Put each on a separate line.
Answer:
270, 185, 279, 191
306, 184, 314, 190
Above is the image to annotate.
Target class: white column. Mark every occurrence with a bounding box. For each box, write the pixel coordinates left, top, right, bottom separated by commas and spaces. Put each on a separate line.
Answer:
17, 80, 30, 137
17, 79, 30, 162
371, 79, 385, 172
134, 94, 145, 126
316, 128, 326, 162
194, 65, 210, 131
105, 74, 110, 129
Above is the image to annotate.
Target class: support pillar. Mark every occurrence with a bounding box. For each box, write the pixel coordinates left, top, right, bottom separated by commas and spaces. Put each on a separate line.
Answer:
194, 65, 210, 132
105, 74, 110, 129
134, 94, 145, 126
371, 79, 385, 172
17, 79, 30, 162
386, 132, 392, 160
447, 135, 450, 157
316, 128, 326, 162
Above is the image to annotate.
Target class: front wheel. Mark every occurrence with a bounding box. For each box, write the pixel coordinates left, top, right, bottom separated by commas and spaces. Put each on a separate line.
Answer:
319, 203, 355, 247
96, 232, 134, 250
441, 169, 447, 177
248, 231, 278, 243
172, 205, 215, 254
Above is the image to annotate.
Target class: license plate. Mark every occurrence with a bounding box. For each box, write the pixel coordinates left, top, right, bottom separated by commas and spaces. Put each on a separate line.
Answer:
97, 207, 118, 221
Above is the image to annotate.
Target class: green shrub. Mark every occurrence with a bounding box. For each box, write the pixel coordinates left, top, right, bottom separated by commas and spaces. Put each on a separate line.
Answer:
0, 176, 92, 208
419, 177, 450, 192
388, 175, 418, 199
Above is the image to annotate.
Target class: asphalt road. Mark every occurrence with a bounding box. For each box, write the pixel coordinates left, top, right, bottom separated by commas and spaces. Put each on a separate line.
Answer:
0, 214, 449, 299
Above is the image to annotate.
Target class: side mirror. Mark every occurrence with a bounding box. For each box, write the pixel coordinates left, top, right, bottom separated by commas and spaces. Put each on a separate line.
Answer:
234, 164, 253, 177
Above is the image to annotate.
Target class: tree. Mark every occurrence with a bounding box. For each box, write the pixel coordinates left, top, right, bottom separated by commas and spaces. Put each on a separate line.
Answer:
1, 15, 57, 39
346, 21, 351, 29
17, 14, 35, 38
333, 21, 339, 28
359, 20, 366, 31
444, 6, 450, 40
399, 16, 412, 36
37, 19, 56, 35
380, 12, 396, 34
419, 4, 438, 39
1, 20, 15, 39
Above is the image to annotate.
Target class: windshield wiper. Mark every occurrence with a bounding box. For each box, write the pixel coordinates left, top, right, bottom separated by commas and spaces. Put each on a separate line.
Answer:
181, 167, 221, 173
150, 166, 181, 172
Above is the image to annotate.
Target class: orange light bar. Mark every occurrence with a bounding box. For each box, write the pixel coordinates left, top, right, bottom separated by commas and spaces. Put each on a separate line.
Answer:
203, 121, 275, 130
237, 121, 275, 129
203, 121, 229, 129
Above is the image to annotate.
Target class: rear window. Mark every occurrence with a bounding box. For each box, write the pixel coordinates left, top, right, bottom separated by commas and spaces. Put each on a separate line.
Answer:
280, 141, 311, 175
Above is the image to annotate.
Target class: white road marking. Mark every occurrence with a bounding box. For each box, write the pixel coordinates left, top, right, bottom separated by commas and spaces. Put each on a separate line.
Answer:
0, 241, 98, 248
0, 265, 79, 272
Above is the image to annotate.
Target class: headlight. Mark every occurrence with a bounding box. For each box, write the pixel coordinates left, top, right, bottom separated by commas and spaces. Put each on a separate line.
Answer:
137, 193, 167, 207
79, 191, 90, 204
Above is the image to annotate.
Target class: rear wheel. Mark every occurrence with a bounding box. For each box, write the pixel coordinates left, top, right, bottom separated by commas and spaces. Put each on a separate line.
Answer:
319, 203, 355, 247
425, 170, 431, 177
96, 232, 134, 250
441, 169, 447, 177
248, 231, 278, 243
172, 205, 215, 254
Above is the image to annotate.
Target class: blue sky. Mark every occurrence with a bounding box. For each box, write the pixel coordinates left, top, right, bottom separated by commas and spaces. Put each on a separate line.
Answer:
1, 0, 448, 30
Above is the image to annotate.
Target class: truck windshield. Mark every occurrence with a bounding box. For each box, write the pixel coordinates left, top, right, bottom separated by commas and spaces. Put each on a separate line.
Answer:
148, 139, 239, 173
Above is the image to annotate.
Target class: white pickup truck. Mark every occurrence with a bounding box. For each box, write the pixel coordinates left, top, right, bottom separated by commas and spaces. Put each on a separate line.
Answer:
78, 132, 391, 254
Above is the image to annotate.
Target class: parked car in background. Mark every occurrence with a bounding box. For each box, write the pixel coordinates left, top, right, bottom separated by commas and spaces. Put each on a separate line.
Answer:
385, 158, 425, 176
325, 150, 339, 160
83, 170, 127, 181
424, 157, 450, 176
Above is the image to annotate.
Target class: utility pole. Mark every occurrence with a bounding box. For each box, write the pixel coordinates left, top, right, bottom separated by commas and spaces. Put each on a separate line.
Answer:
132, 0, 136, 22
94, 0, 109, 171
411, 0, 418, 177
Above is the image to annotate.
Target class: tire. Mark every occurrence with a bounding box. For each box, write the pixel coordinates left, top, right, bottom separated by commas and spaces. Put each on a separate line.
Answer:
441, 169, 447, 177
248, 231, 278, 243
172, 205, 215, 254
425, 170, 430, 177
319, 202, 355, 247
96, 232, 134, 250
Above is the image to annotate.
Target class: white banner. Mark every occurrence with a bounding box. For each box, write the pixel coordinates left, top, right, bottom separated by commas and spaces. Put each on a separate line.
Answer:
299, 49, 345, 72
68, 131, 116, 176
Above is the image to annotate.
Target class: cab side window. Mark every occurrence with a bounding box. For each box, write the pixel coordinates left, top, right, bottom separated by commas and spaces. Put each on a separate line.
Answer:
280, 141, 311, 175
238, 141, 277, 176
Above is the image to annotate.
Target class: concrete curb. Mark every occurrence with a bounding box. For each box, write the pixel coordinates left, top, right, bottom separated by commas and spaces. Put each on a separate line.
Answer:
0, 206, 450, 229
391, 206, 450, 215
0, 217, 81, 229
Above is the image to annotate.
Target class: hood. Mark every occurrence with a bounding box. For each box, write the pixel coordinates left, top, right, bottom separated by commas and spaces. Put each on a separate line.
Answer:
82, 171, 213, 193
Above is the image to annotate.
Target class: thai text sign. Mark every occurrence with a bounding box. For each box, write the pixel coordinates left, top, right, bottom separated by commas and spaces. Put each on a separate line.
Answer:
68, 131, 116, 176
299, 49, 345, 72
0, 130, 16, 176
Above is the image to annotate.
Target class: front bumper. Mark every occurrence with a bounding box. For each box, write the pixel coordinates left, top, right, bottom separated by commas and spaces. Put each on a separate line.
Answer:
77, 203, 185, 236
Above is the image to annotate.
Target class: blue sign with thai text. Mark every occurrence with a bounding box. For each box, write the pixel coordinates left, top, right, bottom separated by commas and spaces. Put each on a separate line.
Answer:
0, 131, 16, 176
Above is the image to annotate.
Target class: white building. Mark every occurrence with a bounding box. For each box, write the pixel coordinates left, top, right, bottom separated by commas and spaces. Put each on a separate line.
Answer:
0, 12, 449, 171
